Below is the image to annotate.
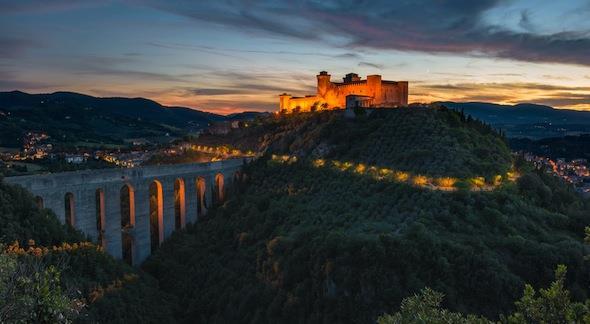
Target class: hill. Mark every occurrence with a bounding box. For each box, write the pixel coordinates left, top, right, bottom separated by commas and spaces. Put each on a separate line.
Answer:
142, 107, 590, 322
197, 107, 511, 178
0, 91, 264, 149
440, 102, 590, 139
510, 134, 590, 161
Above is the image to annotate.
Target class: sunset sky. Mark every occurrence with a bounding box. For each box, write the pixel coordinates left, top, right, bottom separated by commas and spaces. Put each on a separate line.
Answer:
1, 0, 590, 114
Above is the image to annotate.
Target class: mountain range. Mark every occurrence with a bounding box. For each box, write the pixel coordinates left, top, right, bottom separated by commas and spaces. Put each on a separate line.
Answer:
0, 91, 267, 149
441, 102, 590, 138
2, 90, 590, 150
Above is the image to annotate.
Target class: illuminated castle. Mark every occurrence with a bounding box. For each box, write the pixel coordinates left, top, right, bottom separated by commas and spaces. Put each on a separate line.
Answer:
279, 71, 408, 113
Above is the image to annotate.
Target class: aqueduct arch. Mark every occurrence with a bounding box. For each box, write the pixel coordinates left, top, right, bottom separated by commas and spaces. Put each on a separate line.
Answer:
64, 192, 75, 227
95, 189, 106, 249
5, 158, 248, 265
149, 180, 164, 253
196, 177, 207, 215
214, 173, 225, 205
174, 178, 186, 230
120, 184, 135, 265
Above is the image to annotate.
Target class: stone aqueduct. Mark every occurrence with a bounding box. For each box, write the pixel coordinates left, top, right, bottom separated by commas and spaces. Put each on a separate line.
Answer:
5, 158, 248, 265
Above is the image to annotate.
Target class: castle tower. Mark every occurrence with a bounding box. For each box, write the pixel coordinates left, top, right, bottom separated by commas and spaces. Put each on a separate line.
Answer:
367, 75, 382, 105
279, 93, 292, 112
316, 71, 331, 99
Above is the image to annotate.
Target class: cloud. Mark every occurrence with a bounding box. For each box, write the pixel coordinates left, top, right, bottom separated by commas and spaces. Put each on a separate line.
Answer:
414, 81, 590, 109
0, 37, 39, 58
185, 88, 242, 96
61, 55, 195, 83
528, 93, 590, 107
147, 41, 361, 60
488, 73, 523, 77
0, 0, 104, 14
0, 69, 64, 90
140, 0, 590, 66
358, 62, 383, 69
518, 10, 535, 32
421, 82, 590, 92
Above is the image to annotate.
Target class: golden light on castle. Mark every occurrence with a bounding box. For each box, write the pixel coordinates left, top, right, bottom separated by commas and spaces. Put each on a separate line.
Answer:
279, 71, 409, 113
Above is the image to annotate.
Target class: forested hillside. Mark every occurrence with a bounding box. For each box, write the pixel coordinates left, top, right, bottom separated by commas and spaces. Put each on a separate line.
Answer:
143, 107, 590, 323
3, 106, 590, 323
199, 107, 512, 178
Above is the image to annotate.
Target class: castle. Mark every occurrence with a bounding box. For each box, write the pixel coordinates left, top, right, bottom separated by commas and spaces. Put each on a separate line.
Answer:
279, 71, 408, 113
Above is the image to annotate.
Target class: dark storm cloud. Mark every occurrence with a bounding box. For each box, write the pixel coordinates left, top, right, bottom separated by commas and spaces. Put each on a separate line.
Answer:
140, 0, 590, 66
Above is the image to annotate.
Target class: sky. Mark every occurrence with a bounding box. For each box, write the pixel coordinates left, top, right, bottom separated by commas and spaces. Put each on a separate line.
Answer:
1, 0, 590, 114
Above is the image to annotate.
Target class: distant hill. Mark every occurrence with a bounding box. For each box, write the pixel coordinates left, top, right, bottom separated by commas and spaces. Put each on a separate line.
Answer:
0, 91, 266, 148
440, 102, 590, 138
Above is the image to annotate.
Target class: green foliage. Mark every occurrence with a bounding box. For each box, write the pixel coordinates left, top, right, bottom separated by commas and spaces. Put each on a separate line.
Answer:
507, 265, 590, 324
143, 157, 590, 322
139, 110, 590, 322
0, 179, 83, 245
377, 288, 492, 324
217, 107, 512, 179
379, 265, 590, 324
0, 251, 78, 323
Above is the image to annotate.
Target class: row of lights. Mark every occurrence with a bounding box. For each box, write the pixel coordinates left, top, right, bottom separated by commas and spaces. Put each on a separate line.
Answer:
270, 155, 519, 192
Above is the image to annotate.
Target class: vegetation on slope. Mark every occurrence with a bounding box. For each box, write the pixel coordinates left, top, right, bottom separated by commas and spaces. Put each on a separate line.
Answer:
202, 107, 512, 179
143, 108, 590, 323
378, 265, 590, 323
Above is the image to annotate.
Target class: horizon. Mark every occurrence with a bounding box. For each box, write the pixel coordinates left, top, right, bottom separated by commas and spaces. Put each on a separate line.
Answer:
2, 88, 585, 116
2, 1, 590, 114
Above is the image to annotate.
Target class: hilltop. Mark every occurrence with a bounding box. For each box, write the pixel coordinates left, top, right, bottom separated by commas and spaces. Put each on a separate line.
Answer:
0, 91, 265, 149
143, 107, 590, 322
197, 107, 512, 178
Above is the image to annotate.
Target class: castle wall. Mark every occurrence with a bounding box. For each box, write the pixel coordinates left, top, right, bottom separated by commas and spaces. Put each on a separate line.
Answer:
282, 96, 320, 113
279, 72, 408, 113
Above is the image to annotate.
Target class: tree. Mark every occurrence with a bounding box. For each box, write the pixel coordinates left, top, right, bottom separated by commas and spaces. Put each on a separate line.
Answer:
0, 251, 81, 323
506, 265, 590, 324
377, 288, 492, 324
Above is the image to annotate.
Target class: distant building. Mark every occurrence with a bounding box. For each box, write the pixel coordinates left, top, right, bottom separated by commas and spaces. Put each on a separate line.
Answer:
279, 71, 409, 113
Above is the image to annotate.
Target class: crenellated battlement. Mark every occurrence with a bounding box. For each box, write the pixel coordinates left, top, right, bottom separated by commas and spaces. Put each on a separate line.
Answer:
278, 71, 408, 113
